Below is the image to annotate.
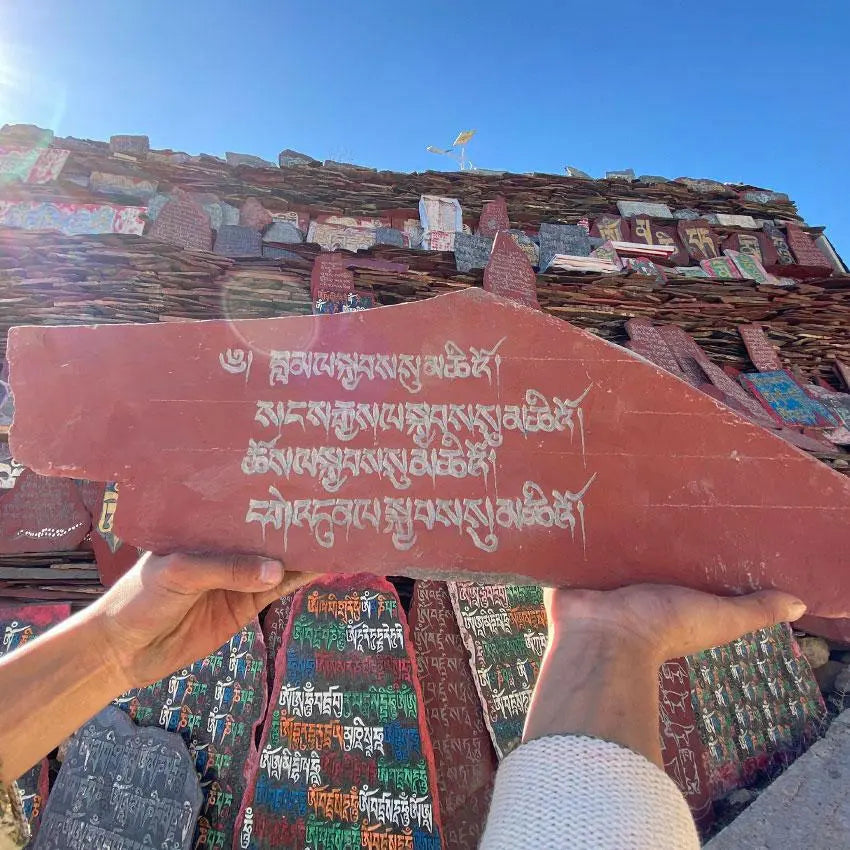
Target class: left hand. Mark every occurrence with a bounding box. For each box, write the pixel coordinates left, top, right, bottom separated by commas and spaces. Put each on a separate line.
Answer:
87, 552, 318, 689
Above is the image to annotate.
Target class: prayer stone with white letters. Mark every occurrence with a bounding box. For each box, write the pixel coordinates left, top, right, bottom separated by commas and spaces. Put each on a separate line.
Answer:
9, 289, 850, 614
235, 573, 443, 850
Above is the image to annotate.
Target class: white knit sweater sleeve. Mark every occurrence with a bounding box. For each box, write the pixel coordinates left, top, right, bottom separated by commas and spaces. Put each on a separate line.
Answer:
480, 735, 700, 850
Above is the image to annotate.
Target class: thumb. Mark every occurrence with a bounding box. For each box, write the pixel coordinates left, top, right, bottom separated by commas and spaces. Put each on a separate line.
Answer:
707, 590, 807, 648
145, 553, 285, 595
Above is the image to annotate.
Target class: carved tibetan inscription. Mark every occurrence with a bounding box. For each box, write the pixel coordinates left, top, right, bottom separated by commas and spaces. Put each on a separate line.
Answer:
113, 621, 267, 850
12, 289, 850, 613
235, 574, 443, 850
483, 231, 539, 308
448, 582, 546, 759
35, 706, 203, 850
409, 581, 497, 850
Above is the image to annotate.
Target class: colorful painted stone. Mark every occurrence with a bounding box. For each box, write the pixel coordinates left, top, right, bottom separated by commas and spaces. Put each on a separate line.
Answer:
239, 198, 274, 232
761, 223, 795, 265
478, 196, 509, 238
409, 581, 497, 850
234, 574, 443, 850
623, 256, 667, 281
448, 582, 545, 759
740, 370, 839, 428
454, 233, 493, 273
483, 231, 539, 309
616, 200, 673, 219
700, 257, 742, 280
114, 620, 268, 850
737, 325, 783, 372
678, 220, 721, 260
724, 232, 777, 266
630, 217, 687, 265
1, 604, 69, 844
0, 200, 146, 236
149, 196, 213, 252
590, 241, 622, 270
261, 595, 293, 692
12, 289, 850, 614
784, 223, 833, 272
591, 215, 630, 243
37, 706, 202, 850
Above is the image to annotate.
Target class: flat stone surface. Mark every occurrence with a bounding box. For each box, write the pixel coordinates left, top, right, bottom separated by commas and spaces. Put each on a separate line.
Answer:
738, 324, 783, 371
213, 224, 263, 258
740, 370, 839, 428
591, 214, 630, 243
483, 231, 538, 308
263, 221, 302, 244
714, 213, 758, 228
374, 226, 405, 247
309, 252, 354, 304
630, 217, 688, 265
239, 197, 273, 231
149, 196, 213, 252
113, 621, 267, 850
785, 222, 833, 272
616, 200, 673, 219
409, 580, 497, 850
678, 219, 721, 260
704, 709, 850, 849
762, 222, 796, 265
538, 222, 591, 271
234, 573, 443, 850
11, 289, 850, 614
454, 232, 492, 273
35, 705, 202, 850
700, 257, 743, 279
109, 134, 150, 156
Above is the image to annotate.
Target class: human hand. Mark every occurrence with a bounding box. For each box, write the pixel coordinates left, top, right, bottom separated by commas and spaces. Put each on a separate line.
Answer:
86, 552, 318, 689
544, 583, 808, 665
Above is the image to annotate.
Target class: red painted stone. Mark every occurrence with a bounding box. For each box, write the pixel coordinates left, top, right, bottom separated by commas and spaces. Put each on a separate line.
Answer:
0, 468, 92, 554
591, 215, 630, 243
10, 289, 850, 614
409, 581, 497, 850
784, 223, 832, 272
309, 252, 354, 303
483, 231, 539, 309
148, 196, 213, 252
656, 326, 709, 388
797, 615, 850, 647
239, 197, 273, 232
678, 220, 721, 260
477, 196, 509, 238
738, 324, 783, 371
625, 319, 686, 377
629, 217, 688, 265
833, 359, 850, 392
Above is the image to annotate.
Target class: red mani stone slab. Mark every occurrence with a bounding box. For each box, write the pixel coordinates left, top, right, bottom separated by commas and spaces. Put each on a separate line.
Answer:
239, 197, 274, 232
784, 223, 833, 272
10, 289, 850, 614
678, 220, 721, 261
629, 217, 688, 265
148, 196, 213, 252
310, 252, 355, 303
409, 581, 497, 850
738, 324, 783, 372
624, 319, 686, 377
483, 231, 539, 309
477, 196, 509, 238
591, 215, 630, 243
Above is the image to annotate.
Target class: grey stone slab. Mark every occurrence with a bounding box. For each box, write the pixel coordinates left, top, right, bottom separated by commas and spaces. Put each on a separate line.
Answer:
606, 168, 635, 182
263, 221, 304, 244
638, 174, 669, 184
705, 710, 850, 849
375, 227, 405, 247
454, 232, 493, 272
673, 208, 702, 220
225, 151, 275, 168
565, 165, 591, 179
35, 705, 202, 850
616, 200, 674, 219
538, 222, 591, 271
213, 224, 263, 257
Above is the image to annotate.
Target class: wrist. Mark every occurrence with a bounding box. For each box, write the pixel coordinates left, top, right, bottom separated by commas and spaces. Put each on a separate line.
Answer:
74, 608, 135, 698
546, 621, 664, 669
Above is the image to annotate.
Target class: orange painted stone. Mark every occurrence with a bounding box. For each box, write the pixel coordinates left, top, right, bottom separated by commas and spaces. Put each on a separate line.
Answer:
483, 231, 539, 308
9, 289, 850, 615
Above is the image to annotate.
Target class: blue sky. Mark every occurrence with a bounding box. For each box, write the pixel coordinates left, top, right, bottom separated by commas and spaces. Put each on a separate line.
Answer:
1, 0, 847, 255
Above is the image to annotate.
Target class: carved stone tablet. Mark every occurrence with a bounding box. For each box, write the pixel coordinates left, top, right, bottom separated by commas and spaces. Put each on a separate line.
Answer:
740, 371, 839, 428
11, 289, 850, 614
483, 231, 538, 308
678, 220, 721, 260
310, 252, 355, 305
761, 222, 795, 265
737, 325, 783, 371
784, 223, 832, 272
591, 215, 630, 243
448, 582, 546, 759
454, 233, 493, 273
261, 595, 293, 692
714, 214, 757, 228
409, 581, 496, 850
538, 223, 591, 271
113, 621, 268, 850
700, 257, 742, 280
35, 705, 202, 850
109, 135, 150, 156
213, 225, 263, 258
234, 574, 443, 850
375, 227, 405, 247
630, 218, 688, 265
725, 250, 770, 284
149, 196, 213, 252
625, 319, 685, 376
263, 221, 303, 244
478, 196, 509, 238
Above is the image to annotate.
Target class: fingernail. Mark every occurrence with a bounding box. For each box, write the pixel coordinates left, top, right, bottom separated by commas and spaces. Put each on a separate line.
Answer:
789, 600, 807, 620
260, 560, 284, 585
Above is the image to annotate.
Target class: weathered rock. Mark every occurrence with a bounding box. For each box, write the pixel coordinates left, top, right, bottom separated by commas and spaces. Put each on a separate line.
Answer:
798, 636, 830, 669
814, 660, 846, 694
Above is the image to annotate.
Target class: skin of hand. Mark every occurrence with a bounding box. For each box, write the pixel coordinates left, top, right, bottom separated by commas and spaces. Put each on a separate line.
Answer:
0, 552, 317, 782
523, 584, 808, 767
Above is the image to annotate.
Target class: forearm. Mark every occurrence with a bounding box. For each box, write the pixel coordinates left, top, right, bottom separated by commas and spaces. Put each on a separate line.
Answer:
0, 611, 127, 782
523, 627, 663, 766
